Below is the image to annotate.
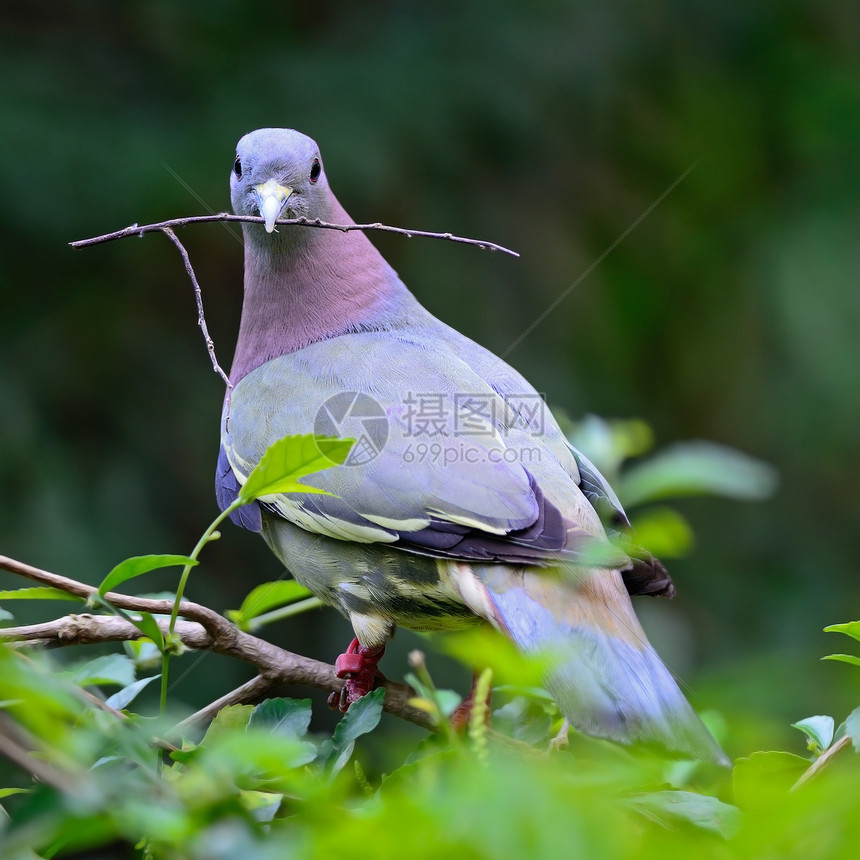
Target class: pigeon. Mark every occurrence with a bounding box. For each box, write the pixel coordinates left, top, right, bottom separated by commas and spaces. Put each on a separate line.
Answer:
216, 127, 726, 763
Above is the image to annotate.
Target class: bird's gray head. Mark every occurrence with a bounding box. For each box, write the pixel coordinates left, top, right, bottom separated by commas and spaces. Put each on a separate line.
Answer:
230, 128, 331, 235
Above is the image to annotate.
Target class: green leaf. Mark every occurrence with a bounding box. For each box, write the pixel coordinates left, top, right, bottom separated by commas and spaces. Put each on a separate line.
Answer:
434, 689, 464, 719
98, 554, 197, 596
732, 751, 808, 810
618, 441, 778, 507
573, 537, 630, 568
104, 674, 161, 710
569, 415, 654, 477
439, 627, 553, 688
403, 670, 462, 726
200, 704, 255, 746
822, 654, 860, 668
493, 696, 555, 746
62, 654, 136, 688
248, 697, 313, 739
124, 639, 162, 668
240, 789, 283, 823
0, 587, 81, 602
824, 621, 860, 643
237, 434, 354, 504
129, 611, 165, 651
0, 787, 30, 799
325, 687, 385, 776
204, 728, 318, 773
335, 687, 386, 746
627, 790, 740, 838
792, 715, 834, 753
226, 580, 314, 629
845, 706, 860, 753
627, 507, 694, 558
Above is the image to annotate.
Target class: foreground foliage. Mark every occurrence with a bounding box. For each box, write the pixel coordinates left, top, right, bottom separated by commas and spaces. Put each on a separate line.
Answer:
2, 633, 859, 860
1, 428, 858, 858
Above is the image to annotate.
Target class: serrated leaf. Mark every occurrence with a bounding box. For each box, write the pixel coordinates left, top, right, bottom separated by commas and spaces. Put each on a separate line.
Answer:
732, 750, 808, 810
618, 441, 778, 507
627, 790, 740, 838
0, 587, 81, 602
98, 554, 197, 596
792, 715, 834, 752
62, 654, 136, 688
237, 434, 354, 504
227, 580, 314, 629
248, 698, 313, 739
845, 706, 860, 753
824, 621, 860, 643
105, 674, 161, 711
822, 654, 860, 668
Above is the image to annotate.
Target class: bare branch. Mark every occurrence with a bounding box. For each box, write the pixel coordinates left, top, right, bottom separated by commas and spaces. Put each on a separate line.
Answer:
0, 554, 433, 731
161, 226, 232, 390
176, 675, 276, 731
69, 213, 520, 257
0, 713, 78, 793
0, 614, 213, 649
68, 213, 516, 407
0, 554, 234, 643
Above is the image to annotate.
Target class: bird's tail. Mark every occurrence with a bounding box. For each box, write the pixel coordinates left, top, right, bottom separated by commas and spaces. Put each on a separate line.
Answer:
472, 564, 728, 765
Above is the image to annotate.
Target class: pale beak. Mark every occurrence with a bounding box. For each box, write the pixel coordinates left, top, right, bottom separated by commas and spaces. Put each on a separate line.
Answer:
255, 179, 294, 233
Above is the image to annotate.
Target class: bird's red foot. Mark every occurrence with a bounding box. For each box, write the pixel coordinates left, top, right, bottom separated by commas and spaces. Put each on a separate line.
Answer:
327, 638, 386, 712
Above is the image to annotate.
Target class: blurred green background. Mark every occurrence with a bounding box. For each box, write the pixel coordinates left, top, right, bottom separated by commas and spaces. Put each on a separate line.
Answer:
1, 1, 858, 757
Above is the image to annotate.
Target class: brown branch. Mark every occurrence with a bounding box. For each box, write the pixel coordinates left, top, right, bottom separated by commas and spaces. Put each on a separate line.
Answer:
0, 714, 78, 793
1, 614, 213, 649
176, 674, 276, 731
161, 226, 232, 391
69, 214, 516, 404
0, 554, 432, 731
0, 554, 234, 643
791, 734, 854, 791
69, 213, 520, 257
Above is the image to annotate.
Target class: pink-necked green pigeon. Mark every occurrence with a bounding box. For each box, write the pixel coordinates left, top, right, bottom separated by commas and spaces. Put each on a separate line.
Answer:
215, 128, 726, 763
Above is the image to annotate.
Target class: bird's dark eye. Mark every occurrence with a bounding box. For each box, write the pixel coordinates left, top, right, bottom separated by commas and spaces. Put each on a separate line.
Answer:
310, 158, 321, 183
233, 156, 242, 178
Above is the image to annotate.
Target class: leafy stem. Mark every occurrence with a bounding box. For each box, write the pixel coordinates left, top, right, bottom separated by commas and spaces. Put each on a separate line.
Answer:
159, 501, 241, 716
156, 435, 354, 717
